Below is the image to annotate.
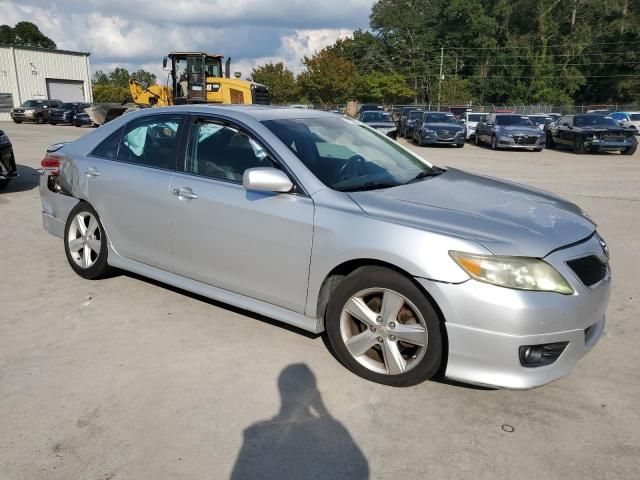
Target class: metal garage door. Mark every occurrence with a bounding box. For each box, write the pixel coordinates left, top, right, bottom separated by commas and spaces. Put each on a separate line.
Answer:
46, 79, 85, 102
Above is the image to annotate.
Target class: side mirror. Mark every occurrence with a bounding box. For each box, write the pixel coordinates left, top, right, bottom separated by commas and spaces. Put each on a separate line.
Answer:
162, 57, 168, 69
460, 119, 466, 124
243, 167, 293, 193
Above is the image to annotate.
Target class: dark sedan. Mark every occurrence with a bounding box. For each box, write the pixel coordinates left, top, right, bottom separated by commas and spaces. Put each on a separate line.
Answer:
49, 102, 91, 125
359, 111, 397, 139
413, 111, 465, 147
545, 114, 637, 154
475, 113, 545, 151
0, 130, 17, 190
402, 109, 424, 139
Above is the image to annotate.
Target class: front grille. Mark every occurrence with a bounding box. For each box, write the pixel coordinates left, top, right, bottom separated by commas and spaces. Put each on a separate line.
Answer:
566, 255, 608, 286
602, 135, 625, 142
436, 130, 455, 139
513, 135, 537, 145
251, 85, 270, 105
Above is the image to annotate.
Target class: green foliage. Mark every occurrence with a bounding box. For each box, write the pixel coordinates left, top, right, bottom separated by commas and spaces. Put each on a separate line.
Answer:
0, 21, 56, 49
92, 67, 157, 102
251, 62, 299, 104
297, 49, 359, 105
355, 72, 414, 104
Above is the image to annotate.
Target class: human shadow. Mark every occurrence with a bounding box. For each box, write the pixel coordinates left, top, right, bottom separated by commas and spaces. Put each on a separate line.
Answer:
0, 164, 40, 193
230, 364, 369, 480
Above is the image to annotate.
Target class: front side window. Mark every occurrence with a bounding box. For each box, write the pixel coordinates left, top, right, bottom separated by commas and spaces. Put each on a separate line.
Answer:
117, 115, 183, 170
263, 117, 436, 192
629, 113, 640, 121
21, 100, 43, 108
186, 120, 274, 182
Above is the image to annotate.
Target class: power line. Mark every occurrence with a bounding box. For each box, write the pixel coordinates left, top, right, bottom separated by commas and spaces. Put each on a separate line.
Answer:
439, 41, 640, 51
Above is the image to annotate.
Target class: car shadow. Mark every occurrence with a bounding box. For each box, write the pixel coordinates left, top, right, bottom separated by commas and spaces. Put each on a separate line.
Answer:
230, 363, 370, 480
121, 271, 320, 339
1, 164, 40, 193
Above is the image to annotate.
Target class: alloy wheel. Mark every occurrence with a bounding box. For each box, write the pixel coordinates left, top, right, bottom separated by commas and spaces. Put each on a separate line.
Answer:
339, 288, 429, 375
67, 212, 102, 269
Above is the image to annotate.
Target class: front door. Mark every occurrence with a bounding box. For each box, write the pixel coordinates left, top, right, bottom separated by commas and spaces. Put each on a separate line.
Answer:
170, 118, 315, 313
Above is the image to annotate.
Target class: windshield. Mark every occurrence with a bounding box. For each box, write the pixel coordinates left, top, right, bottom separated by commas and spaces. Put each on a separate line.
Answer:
409, 111, 423, 120
21, 100, 43, 107
574, 115, 618, 127
630, 114, 640, 121
262, 117, 436, 191
59, 103, 78, 109
529, 116, 552, 125
360, 111, 391, 123
467, 114, 485, 122
495, 115, 534, 126
423, 113, 457, 124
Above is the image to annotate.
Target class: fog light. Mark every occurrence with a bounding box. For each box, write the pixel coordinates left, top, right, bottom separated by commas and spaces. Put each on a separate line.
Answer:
519, 342, 568, 368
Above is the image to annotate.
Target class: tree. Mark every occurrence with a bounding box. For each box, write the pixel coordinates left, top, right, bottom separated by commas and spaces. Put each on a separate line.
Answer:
92, 67, 157, 102
0, 21, 56, 49
251, 62, 298, 104
355, 72, 414, 104
130, 69, 157, 89
298, 49, 359, 105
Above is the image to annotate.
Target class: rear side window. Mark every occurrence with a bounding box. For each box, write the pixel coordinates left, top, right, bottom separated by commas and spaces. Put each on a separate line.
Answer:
117, 115, 184, 170
91, 127, 123, 159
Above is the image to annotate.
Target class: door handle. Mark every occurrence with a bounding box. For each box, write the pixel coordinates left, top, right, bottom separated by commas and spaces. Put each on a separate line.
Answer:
85, 167, 100, 177
172, 187, 198, 200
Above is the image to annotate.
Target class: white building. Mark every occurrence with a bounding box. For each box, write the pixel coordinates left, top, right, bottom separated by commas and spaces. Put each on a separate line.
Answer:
0, 45, 93, 121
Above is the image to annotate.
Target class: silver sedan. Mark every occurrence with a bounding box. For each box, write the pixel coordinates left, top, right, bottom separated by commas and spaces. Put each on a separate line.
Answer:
39, 105, 610, 389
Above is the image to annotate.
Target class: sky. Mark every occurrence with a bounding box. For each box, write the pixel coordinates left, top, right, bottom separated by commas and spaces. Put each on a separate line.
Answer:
1, 0, 376, 79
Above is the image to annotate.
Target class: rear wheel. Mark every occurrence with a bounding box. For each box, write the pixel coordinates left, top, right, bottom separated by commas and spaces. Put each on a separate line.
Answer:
325, 267, 443, 387
474, 133, 480, 145
35, 114, 44, 124
64, 203, 112, 279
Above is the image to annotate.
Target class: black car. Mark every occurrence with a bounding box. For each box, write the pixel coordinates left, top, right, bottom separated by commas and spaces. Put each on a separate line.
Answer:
475, 113, 545, 151
0, 130, 17, 190
396, 106, 417, 137
49, 102, 91, 125
358, 110, 397, 139
413, 111, 465, 147
545, 114, 637, 154
402, 109, 423, 138
73, 110, 98, 127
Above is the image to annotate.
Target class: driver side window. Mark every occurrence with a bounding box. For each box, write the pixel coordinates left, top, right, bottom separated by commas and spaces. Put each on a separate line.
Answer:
185, 120, 274, 183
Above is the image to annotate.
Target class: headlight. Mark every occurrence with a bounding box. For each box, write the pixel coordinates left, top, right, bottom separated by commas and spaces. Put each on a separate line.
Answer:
449, 251, 574, 294
423, 128, 433, 133
24, 109, 35, 114
375, 127, 392, 134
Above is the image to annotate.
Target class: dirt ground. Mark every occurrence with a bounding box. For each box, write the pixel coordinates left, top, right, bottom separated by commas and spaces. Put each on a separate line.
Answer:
1, 121, 639, 479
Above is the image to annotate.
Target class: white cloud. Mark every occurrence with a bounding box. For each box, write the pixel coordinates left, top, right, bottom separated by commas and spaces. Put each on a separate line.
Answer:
0, 0, 372, 78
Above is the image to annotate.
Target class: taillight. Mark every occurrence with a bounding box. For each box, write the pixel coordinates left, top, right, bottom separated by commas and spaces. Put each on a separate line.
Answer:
41, 154, 60, 174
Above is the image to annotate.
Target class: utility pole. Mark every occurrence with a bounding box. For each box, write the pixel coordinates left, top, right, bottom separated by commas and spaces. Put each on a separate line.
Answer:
437, 47, 444, 111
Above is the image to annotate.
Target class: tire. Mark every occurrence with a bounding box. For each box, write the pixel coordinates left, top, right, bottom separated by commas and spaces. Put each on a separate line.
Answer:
325, 266, 443, 387
573, 136, 585, 154
50, 122, 57, 126
35, 114, 45, 124
456, 143, 465, 148
0, 178, 10, 190
474, 133, 480, 146
64, 202, 112, 279
12, 119, 22, 124
490, 135, 498, 150
534, 148, 543, 152
546, 131, 555, 149
623, 138, 637, 155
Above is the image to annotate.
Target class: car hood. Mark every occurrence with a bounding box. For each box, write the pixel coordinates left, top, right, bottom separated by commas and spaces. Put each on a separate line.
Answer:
365, 122, 396, 128
50, 108, 73, 114
347, 168, 595, 257
496, 125, 542, 135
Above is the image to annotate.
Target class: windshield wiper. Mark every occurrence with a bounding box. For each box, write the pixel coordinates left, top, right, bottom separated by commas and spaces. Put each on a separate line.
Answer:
405, 167, 446, 184
338, 181, 400, 192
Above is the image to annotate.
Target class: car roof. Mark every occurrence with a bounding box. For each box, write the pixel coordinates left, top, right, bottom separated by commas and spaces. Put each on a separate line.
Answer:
144, 104, 341, 122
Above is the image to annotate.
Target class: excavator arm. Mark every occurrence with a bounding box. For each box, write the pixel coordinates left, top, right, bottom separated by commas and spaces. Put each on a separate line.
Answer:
128, 79, 173, 107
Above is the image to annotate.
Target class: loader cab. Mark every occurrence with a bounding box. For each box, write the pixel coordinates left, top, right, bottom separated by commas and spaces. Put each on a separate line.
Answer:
166, 52, 225, 103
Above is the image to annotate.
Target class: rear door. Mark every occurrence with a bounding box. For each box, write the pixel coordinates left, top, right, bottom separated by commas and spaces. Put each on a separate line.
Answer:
86, 113, 186, 271
170, 116, 314, 313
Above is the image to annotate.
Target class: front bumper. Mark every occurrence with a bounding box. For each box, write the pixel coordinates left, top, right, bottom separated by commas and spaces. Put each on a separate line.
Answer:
418, 234, 610, 389
586, 138, 635, 150
11, 111, 36, 121
421, 131, 465, 145
497, 134, 545, 149
49, 114, 71, 123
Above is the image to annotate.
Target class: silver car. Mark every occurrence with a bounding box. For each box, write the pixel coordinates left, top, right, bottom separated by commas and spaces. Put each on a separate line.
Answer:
39, 106, 610, 389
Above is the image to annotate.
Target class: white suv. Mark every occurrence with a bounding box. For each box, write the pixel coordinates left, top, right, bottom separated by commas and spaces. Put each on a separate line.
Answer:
460, 112, 486, 140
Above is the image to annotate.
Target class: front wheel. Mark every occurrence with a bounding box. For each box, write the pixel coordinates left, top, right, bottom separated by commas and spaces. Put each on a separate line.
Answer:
573, 137, 586, 154
0, 178, 10, 190
35, 114, 44, 124
490, 135, 498, 150
474, 133, 480, 145
546, 131, 555, 149
12, 119, 22, 124
64, 202, 113, 279
623, 138, 637, 155
325, 267, 443, 387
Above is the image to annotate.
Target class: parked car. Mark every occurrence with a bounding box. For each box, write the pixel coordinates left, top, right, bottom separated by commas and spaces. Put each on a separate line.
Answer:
475, 113, 545, 151
49, 102, 91, 125
357, 104, 383, 116
358, 110, 397, 138
528, 114, 554, 130
609, 112, 640, 133
396, 106, 416, 137
544, 114, 637, 154
0, 129, 17, 190
39, 105, 610, 389
548, 113, 562, 122
459, 112, 487, 140
413, 111, 465, 147
402, 109, 423, 138
586, 109, 610, 115
73, 110, 98, 128
11, 99, 62, 124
